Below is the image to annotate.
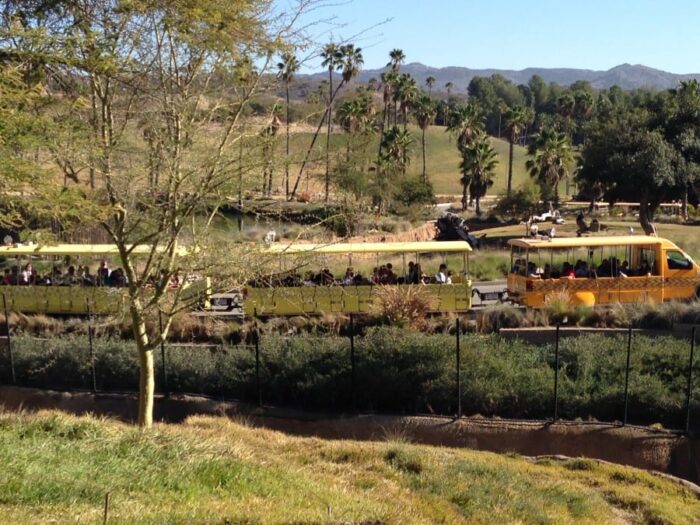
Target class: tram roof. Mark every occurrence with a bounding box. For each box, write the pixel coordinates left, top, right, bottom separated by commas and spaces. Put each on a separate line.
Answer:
508, 235, 674, 250
0, 244, 191, 257
264, 240, 472, 255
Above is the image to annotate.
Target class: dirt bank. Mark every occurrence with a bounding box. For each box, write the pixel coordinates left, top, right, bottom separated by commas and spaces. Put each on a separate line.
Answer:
2, 386, 698, 485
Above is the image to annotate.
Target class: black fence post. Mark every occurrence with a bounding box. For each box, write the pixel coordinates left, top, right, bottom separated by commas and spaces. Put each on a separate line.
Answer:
685, 327, 696, 435
349, 314, 356, 411
158, 312, 168, 396
87, 301, 97, 393
3, 293, 15, 384
254, 308, 261, 407
623, 324, 633, 426
553, 323, 560, 422
456, 317, 462, 418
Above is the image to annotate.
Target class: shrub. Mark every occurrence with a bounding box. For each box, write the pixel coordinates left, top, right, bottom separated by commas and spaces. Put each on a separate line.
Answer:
393, 178, 436, 207
544, 290, 574, 324
494, 185, 540, 216
476, 304, 526, 333
370, 285, 436, 329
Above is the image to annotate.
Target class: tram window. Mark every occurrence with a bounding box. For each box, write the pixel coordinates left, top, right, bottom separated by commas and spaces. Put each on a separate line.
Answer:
666, 250, 692, 270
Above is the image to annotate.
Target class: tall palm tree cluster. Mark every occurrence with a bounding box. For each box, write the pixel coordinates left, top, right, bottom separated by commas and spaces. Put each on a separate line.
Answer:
273, 43, 573, 212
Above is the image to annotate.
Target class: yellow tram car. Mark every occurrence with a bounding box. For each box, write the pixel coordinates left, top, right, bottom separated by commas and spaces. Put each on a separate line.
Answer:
507, 235, 700, 308
235, 241, 474, 316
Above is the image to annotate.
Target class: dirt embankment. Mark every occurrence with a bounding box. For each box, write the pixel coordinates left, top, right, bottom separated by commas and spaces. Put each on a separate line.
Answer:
2, 386, 698, 486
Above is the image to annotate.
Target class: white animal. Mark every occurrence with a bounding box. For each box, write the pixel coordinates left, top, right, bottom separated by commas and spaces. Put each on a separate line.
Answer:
264, 229, 276, 244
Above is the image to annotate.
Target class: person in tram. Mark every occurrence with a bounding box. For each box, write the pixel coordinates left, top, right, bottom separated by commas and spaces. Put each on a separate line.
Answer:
342, 267, 355, 286
435, 263, 449, 284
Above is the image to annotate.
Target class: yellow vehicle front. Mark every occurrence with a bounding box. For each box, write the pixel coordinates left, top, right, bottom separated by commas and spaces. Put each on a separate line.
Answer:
506, 235, 700, 308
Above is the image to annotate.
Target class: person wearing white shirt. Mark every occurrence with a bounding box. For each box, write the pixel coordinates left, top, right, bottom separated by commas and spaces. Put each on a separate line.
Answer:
435, 263, 449, 284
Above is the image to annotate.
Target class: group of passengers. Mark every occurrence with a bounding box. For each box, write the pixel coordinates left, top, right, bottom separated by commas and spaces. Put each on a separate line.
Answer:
1, 260, 129, 287
512, 257, 653, 279
248, 261, 454, 288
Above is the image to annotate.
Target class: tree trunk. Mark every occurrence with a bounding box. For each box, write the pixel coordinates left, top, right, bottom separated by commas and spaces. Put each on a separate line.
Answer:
421, 127, 427, 184
475, 195, 481, 215
325, 68, 333, 202
131, 300, 154, 428
461, 183, 468, 211
285, 83, 290, 199
507, 138, 514, 196
639, 196, 658, 236
289, 80, 345, 200
682, 182, 689, 221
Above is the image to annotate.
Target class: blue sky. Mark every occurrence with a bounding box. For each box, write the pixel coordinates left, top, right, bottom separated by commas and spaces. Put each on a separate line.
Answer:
288, 0, 700, 73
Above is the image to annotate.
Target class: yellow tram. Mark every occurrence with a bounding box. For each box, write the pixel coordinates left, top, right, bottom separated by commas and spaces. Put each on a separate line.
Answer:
234, 241, 474, 316
507, 236, 700, 308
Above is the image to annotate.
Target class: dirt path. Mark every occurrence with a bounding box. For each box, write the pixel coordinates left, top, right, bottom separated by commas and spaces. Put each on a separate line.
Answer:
1, 386, 698, 486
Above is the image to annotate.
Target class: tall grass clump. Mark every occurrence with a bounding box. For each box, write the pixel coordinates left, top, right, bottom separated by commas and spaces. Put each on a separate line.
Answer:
370, 285, 436, 329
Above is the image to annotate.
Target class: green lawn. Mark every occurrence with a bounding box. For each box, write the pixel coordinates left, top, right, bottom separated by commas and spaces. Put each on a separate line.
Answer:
1, 411, 698, 524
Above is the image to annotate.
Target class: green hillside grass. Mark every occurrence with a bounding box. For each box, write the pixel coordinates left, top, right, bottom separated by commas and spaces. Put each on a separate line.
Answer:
2, 411, 698, 524
277, 126, 530, 197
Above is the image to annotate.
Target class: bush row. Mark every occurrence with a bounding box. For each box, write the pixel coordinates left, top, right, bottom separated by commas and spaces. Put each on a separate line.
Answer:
0, 329, 697, 429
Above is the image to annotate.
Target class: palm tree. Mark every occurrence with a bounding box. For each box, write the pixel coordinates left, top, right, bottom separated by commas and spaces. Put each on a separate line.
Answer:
446, 103, 484, 154
378, 68, 398, 154
503, 105, 531, 196
289, 43, 363, 201
260, 106, 281, 196
426, 75, 436, 96
445, 81, 453, 97
444, 81, 454, 133
460, 134, 498, 214
395, 73, 417, 130
387, 48, 406, 71
413, 94, 436, 183
321, 43, 344, 201
277, 52, 300, 199
526, 127, 573, 204
337, 94, 374, 162
380, 125, 413, 174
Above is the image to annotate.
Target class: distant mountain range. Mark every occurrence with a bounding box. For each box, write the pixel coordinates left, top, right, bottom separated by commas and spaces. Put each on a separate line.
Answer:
300, 63, 700, 92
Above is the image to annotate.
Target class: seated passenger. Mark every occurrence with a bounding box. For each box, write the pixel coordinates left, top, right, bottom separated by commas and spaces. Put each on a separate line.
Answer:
589, 263, 599, 279
98, 260, 110, 286
302, 271, 315, 286
542, 264, 552, 279
63, 265, 78, 285
435, 263, 449, 284
527, 262, 540, 278
561, 262, 575, 279
574, 261, 589, 278
598, 259, 611, 278
638, 260, 652, 277
342, 267, 355, 286
2, 269, 10, 285
619, 261, 630, 278
383, 263, 397, 284
405, 262, 415, 283
352, 273, 367, 285
20, 263, 35, 285
446, 270, 453, 284
318, 268, 334, 285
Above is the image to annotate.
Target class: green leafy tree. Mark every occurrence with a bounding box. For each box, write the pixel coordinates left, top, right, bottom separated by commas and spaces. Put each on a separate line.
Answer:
447, 103, 484, 154
3, 0, 310, 428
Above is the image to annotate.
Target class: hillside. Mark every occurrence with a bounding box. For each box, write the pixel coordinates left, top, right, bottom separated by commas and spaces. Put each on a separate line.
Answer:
1, 411, 698, 524
300, 63, 700, 92
272, 126, 531, 196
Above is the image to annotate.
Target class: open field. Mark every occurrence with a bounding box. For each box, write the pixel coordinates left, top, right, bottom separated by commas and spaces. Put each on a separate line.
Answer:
1, 410, 698, 524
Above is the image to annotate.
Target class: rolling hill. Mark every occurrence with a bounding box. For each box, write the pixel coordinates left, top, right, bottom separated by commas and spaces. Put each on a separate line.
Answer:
300, 62, 700, 92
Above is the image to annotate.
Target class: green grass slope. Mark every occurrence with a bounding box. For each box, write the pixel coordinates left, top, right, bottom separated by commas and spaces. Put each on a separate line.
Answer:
1, 411, 698, 524
278, 126, 530, 197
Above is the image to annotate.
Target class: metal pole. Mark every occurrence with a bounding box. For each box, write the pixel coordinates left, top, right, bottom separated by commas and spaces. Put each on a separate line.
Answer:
553, 323, 560, 422
3, 293, 15, 384
623, 324, 632, 426
254, 308, 261, 407
87, 300, 97, 393
456, 317, 462, 417
349, 314, 356, 411
158, 312, 168, 396
685, 327, 696, 435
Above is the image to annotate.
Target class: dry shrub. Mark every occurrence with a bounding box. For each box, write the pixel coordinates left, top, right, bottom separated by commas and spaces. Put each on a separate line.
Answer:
544, 290, 574, 324
370, 285, 436, 329
476, 304, 526, 333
